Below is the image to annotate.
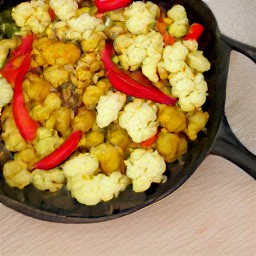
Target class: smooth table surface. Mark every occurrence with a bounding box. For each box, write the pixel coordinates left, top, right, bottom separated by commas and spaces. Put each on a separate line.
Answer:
1, 1, 255, 255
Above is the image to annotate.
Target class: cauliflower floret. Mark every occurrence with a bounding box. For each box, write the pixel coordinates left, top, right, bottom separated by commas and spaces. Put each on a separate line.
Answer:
12, 0, 51, 34
0, 39, 18, 68
114, 31, 164, 83
158, 106, 186, 133
119, 99, 158, 143
32, 127, 64, 158
167, 5, 189, 38
124, 1, 159, 35
182, 39, 198, 52
68, 171, 129, 205
96, 91, 126, 128
162, 41, 189, 73
156, 131, 187, 163
30, 93, 62, 123
169, 68, 208, 112
49, 0, 78, 21
187, 50, 211, 72
0, 78, 13, 107
90, 143, 124, 175
1, 107, 27, 152
62, 153, 99, 180
3, 160, 31, 189
43, 65, 69, 88
125, 149, 166, 192
184, 110, 209, 140
31, 168, 65, 192
52, 13, 105, 41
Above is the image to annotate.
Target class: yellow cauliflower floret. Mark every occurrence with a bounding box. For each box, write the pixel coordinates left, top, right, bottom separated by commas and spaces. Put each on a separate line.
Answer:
1, 107, 27, 152
81, 32, 106, 52
22, 73, 51, 103
71, 108, 96, 133
187, 51, 211, 72
158, 106, 187, 133
12, 0, 51, 34
49, 0, 78, 21
67, 171, 129, 206
119, 99, 158, 143
124, 2, 159, 35
42, 41, 81, 66
90, 143, 124, 175
162, 41, 189, 73
96, 91, 126, 128
156, 131, 187, 163
43, 65, 69, 88
184, 110, 209, 141
0, 78, 13, 107
81, 130, 105, 150
0, 39, 18, 68
125, 148, 166, 192
167, 5, 189, 38
107, 123, 132, 151
3, 160, 31, 189
14, 146, 39, 169
30, 93, 62, 123
31, 168, 65, 192
82, 85, 105, 110
32, 127, 64, 158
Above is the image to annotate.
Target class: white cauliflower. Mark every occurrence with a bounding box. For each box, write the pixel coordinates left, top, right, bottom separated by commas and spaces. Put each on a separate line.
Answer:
167, 5, 189, 38
187, 50, 211, 72
124, 1, 159, 35
161, 41, 189, 73
0, 77, 13, 107
51, 13, 105, 41
96, 91, 126, 128
114, 31, 164, 82
31, 168, 65, 192
62, 153, 129, 205
3, 160, 31, 189
182, 39, 198, 52
12, 0, 51, 34
170, 70, 208, 112
62, 153, 99, 181
49, 0, 78, 21
68, 171, 129, 205
119, 99, 158, 143
125, 149, 166, 192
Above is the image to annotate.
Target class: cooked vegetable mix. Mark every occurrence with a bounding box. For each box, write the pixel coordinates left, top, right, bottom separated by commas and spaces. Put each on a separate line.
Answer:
0, 0, 210, 205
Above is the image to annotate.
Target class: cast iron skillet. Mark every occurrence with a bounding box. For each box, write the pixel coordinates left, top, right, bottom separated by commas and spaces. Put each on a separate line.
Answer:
0, 0, 255, 223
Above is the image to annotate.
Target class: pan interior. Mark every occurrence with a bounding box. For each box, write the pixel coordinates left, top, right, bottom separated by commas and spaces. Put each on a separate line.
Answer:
0, 0, 231, 222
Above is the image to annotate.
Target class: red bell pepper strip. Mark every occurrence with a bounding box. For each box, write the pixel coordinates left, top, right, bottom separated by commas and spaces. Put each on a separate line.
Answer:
183, 23, 204, 41
102, 42, 177, 105
33, 130, 83, 170
1, 34, 34, 84
95, 0, 133, 13
156, 18, 176, 45
141, 131, 159, 148
12, 53, 39, 142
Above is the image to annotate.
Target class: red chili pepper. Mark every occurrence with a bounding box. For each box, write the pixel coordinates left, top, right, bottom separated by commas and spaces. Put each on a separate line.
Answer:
33, 130, 83, 170
102, 42, 177, 105
12, 53, 39, 142
1, 34, 34, 84
48, 7, 56, 21
183, 23, 204, 41
95, 0, 133, 13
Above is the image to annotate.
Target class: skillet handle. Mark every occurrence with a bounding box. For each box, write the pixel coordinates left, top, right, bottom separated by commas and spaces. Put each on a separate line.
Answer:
210, 115, 256, 179
210, 35, 256, 179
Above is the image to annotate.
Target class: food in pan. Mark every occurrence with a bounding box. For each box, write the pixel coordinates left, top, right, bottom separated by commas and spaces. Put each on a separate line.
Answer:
0, 0, 210, 205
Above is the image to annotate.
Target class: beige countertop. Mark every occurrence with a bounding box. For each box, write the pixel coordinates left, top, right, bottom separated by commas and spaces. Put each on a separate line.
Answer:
1, 1, 255, 255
